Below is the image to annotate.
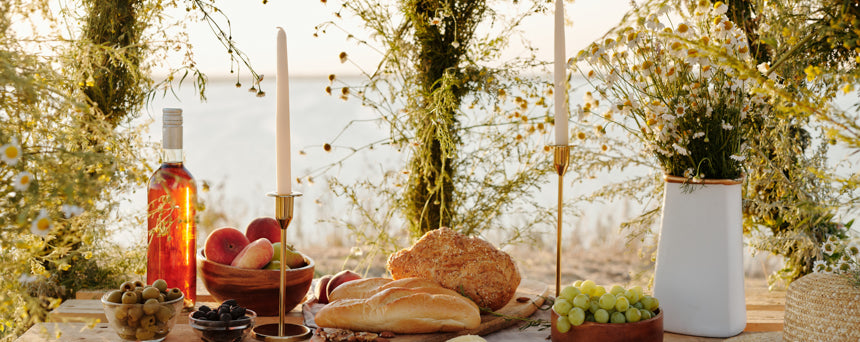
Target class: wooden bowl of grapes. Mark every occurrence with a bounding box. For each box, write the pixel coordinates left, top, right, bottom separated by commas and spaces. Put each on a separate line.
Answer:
197, 248, 314, 316
550, 282, 663, 342
551, 308, 663, 342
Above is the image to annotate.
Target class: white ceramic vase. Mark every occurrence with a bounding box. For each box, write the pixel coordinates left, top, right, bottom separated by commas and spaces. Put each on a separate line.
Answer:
652, 176, 746, 338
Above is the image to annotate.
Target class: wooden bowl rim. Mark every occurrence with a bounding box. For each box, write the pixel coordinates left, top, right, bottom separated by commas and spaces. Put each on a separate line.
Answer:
197, 247, 315, 272
551, 307, 663, 327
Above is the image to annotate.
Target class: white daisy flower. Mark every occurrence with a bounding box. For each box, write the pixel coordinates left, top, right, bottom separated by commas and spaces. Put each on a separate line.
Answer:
840, 253, 853, 263
429, 16, 442, 26
846, 244, 859, 257
683, 168, 695, 178
729, 154, 746, 162
822, 241, 837, 255
18, 273, 39, 285
583, 92, 595, 105
13, 171, 33, 191
813, 260, 827, 273
672, 143, 689, 156
61, 204, 84, 218
1, 137, 21, 165
692, 132, 706, 139
827, 235, 840, 243
721, 120, 734, 130
31, 209, 53, 236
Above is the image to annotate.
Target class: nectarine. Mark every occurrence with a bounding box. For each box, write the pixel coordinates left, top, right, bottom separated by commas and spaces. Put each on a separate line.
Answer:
231, 238, 274, 269
326, 270, 362, 297
204, 227, 250, 265
315, 275, 332, 304
246, 217, 281, 243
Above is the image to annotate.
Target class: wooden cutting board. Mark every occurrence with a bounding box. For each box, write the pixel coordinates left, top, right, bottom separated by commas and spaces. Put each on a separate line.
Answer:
305, 279, 550, 342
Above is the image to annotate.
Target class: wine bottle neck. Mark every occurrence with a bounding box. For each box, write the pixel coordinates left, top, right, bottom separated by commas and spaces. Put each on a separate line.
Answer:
162, 148, 184, 164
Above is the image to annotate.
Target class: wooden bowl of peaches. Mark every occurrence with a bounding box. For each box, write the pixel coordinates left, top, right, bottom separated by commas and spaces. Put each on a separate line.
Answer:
197, 217, 314, 316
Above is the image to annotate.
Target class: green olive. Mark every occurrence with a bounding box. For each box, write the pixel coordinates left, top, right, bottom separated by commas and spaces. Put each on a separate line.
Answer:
141, 287, 160, 301
152, 279, 168, 293
135, 327, 155, 340
121, 292, 138, 304
114, 307, 128, 321
133, 280, 145, 288
140, 315, 156, 330
119, 281, 135, 292
105, 290, 123, 304
165, 288, 182, 301
154, 321, 168, 334
156, 293, 164, 303
127, 306, 144, 321
143, 299, 160, 315
155, 305, 173, 323
126, 317, 139, 328
117, 326, 135, 339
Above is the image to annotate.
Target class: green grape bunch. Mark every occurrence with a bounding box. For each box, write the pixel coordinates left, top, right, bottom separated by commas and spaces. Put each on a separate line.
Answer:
552, 280, 660, 333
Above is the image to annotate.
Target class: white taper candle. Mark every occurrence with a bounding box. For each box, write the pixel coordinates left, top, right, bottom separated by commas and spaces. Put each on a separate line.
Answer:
276, 27, 292, 195
554, 0, 569, 146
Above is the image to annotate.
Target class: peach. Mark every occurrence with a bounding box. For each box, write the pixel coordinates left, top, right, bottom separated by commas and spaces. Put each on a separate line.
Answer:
204, 227, 250, 265
326, 270, 362, 297
315, 275, 333, 304
271, 242, 306, 269
231, 238, 274, 269
283, 247, 306, 269
246, 217, 281, 243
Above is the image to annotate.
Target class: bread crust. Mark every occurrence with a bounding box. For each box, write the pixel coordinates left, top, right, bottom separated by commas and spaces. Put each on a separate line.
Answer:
328, 277, 392, 302
314, 283, 481, 333
386, 227, 521, 311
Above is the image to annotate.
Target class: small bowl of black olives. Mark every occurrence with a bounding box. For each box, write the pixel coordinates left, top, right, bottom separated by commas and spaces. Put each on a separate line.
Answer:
188, 299, 257, 342
100, 279, 185, 342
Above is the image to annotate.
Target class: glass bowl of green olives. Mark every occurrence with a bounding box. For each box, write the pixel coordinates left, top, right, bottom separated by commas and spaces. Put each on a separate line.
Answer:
101, 279, 185, 342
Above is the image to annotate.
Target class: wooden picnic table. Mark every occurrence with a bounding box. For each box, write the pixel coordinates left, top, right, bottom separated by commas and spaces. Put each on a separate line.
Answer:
18, 277, 785, 341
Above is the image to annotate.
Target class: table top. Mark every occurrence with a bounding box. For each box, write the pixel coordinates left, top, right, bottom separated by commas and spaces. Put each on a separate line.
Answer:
21, 277, 786, 341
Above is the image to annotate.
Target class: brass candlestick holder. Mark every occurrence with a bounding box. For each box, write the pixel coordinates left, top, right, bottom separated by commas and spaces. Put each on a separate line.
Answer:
553, 145, 570, 297
252, 192, 311, 341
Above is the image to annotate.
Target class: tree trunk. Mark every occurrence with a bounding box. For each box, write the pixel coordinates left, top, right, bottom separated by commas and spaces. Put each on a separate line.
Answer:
403, 0, 484, 237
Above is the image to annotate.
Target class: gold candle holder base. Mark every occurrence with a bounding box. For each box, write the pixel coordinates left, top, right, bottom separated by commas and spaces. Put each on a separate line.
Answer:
552, 145, 571, 297
252, 192, 307, 341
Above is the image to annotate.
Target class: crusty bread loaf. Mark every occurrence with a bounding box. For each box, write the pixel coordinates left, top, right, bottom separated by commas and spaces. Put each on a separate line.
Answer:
328, 277, 476, 309
315, 286, 481, 334
377, 277, 438, 291
387, 227, 521, 311
328, 277, 392, 302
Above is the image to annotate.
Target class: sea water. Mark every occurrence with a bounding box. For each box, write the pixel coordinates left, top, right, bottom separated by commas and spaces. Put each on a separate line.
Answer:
117, 76, 858, 250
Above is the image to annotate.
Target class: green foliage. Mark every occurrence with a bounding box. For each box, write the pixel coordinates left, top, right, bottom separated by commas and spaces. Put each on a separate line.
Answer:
314, 0, 571, 248
708, 0, 860, 285
1, 0, 262, 338
570, 0, 859, 285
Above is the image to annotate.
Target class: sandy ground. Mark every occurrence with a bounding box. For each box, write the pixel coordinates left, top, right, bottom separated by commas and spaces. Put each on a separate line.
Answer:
303, 236, 778, 291
304, 242, 655, 289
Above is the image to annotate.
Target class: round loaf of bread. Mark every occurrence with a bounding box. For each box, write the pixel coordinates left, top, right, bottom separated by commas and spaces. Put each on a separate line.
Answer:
386, 227, 521, 311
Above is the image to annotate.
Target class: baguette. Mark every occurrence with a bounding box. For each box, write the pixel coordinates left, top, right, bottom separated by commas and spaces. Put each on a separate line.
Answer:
328, 277, 392, 302
315, 287, 481, 334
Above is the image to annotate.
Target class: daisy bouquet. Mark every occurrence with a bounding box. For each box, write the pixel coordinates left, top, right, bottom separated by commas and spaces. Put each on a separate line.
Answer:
814, 231, 860, 286
574, 1, 766, 180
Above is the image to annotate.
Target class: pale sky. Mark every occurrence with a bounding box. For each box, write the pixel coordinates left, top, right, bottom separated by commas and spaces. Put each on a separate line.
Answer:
173, 0, 634, 78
